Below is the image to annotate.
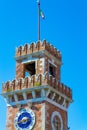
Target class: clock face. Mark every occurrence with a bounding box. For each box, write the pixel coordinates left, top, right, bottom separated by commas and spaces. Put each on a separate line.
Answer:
14, 108, 35, 130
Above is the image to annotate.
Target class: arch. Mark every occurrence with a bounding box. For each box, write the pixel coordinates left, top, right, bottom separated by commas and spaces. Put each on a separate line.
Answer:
51, 111, 63, 130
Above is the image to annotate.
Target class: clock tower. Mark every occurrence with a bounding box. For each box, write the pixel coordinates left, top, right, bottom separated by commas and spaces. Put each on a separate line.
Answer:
2, 40, 72, 130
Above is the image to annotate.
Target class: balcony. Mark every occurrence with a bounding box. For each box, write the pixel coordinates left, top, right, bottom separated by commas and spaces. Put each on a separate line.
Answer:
2, 73, 72, 99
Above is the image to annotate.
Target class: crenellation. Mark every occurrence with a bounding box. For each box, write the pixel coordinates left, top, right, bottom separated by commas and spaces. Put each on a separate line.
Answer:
26, 43, 30, 54
70, 89, 72, 99
18, 46, 23, 56
13, 79, 18, 91
15, 40, 61, 60
54, 48, 57, 57
2, 83, 7, 93
30, 75, 34, 87
24, 44, 28, 54
2, 73, 72, 99
21, 46, 25, 55
36, 41, 42, 51
62, 83, 65, 94
58, 82, 62, 93
24, 77, 29, 88
7, 81, 12, 92
30, 43, 35, 53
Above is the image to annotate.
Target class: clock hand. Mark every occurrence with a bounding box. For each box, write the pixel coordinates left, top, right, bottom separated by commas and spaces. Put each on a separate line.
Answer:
17, 118, 30, 124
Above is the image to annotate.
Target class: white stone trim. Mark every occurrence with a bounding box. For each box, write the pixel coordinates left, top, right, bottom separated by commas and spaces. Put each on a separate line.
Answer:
45, 50, 62, 65
7, 96, 67, 111
57, 95, 61, 102
32, 90, 36, 98
23, 92, 27, 100
14, 94, 18, 102
5, 95, 9, 104
3, 96, 10, 107
35, 59, 37, 69
3, 85, 71, 110
41, 103, 45, 130
41, 88, 45, 97
46, 89, 50, 97
48, 59, 57, 67
46, 98, 67, 111
40, 58, 44, 66
28, 102, 32, 108
49, 86, 72, 102
22, 57, 39, 64
51, 111, 63, 130
52, 93, 56, 100
62, 99, 66, 107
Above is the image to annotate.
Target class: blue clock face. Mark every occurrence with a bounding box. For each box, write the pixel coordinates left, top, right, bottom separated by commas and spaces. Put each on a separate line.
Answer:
14, 108, 35, 130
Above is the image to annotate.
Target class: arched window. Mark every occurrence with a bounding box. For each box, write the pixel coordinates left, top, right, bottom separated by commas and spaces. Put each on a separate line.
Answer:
51, 111, 63, 130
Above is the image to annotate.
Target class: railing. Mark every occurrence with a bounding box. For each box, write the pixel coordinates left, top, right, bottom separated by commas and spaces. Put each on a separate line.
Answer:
2, 73, 72, 99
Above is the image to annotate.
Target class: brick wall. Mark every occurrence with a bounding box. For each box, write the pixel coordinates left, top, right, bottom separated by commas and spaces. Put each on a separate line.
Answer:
45, 55, 61, 81
36, 58, 45, 75
6, 101, 67, 130
6, 103, 45, 130
16, 62, 25, 79
16, 57, 61, 81
45, 101, 67, 130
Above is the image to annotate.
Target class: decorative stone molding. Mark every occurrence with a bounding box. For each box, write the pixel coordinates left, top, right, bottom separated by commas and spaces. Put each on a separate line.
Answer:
2, 85, 72, 111
51, 111, 63, 130
2, 73, 72, 99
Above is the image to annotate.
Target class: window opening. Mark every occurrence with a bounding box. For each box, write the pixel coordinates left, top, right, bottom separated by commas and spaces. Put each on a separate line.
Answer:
49, 63, 56, 77
53, 116, 61, 130
25, 71, 30, 77
25, 61, 35, 76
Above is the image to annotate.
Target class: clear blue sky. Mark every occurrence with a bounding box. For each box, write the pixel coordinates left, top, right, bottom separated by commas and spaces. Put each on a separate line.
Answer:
0, 0, 87, 130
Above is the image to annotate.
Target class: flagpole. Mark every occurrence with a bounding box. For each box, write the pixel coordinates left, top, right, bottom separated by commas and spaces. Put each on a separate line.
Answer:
38, 0, 40, 41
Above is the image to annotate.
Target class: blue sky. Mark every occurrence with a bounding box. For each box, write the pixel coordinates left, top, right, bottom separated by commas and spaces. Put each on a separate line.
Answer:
0, 0, 87, 129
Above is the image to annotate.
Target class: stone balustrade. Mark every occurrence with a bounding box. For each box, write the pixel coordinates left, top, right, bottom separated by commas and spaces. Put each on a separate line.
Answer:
2, 73, 72, 99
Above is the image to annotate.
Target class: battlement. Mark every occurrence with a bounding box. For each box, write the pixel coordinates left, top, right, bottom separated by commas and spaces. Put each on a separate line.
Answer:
15, 40, 61, 60
2, 73, 72, 99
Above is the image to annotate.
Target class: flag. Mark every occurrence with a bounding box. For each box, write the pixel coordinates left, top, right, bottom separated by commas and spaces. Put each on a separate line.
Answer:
36, 0, 40, 3
40, 9, 45, 19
